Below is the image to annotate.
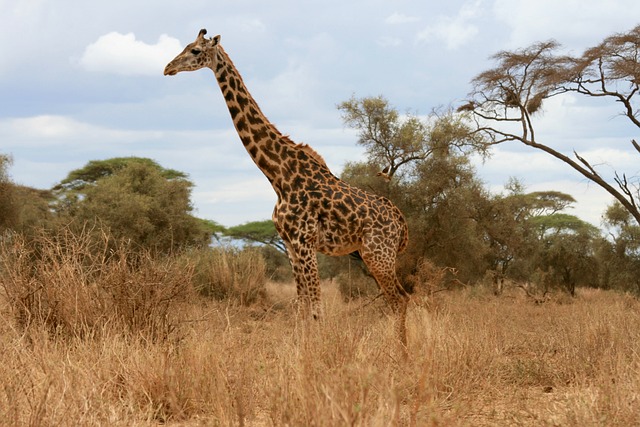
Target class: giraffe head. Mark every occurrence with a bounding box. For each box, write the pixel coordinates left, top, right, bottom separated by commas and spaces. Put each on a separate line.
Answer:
164, 29, 220, 76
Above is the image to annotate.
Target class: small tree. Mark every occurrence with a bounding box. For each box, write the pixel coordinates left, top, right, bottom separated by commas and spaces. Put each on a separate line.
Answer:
598, 202, 640, 293
54, 158, 210, 253
338, 96, 431, 181
472, 178, 598, 295
533, 213, 601, 295
339, 96, 487, 181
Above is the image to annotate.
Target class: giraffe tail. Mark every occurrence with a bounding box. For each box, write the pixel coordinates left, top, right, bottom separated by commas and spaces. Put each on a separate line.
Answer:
398, 220, 409, 254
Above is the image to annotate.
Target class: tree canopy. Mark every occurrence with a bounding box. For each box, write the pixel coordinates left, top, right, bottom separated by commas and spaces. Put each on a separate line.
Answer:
53, 157, 210, 253
55, 157, 188, 193
224, 220, 286, 253
339, 96, 488, 182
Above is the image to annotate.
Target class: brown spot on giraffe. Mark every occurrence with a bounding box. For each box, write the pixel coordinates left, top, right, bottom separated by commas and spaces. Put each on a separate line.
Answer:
164, 29, 410, 348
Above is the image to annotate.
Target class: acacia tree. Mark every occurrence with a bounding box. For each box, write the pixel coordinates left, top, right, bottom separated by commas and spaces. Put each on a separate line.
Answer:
463, 25, 640, 225
224, 220, 286, 253
477, 180, 586, 289
569, 25, 640, 128
53, 158, 211, 253
535, 213, 601, 296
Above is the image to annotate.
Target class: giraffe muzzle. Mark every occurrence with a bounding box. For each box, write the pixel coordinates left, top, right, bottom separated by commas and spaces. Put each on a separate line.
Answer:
164, 66, 177, 76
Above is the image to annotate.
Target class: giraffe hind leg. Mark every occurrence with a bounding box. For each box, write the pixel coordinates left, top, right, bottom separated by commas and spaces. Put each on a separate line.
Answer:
360, 249, 409, 350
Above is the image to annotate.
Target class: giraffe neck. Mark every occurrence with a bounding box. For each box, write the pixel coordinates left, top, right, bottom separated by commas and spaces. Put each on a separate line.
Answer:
211, 46, 291, 185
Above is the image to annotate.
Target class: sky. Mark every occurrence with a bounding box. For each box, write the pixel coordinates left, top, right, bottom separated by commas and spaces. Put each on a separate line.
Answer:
1, 0, 639, 228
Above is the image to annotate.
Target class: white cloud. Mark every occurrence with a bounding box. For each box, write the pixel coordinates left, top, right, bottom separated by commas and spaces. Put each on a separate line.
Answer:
0, 115, 159, 147
386, 12, 420, 25
1, 115, 98, 145
492, 0, 640, 49
416, 0, 482, 50
78, 32, 182, 76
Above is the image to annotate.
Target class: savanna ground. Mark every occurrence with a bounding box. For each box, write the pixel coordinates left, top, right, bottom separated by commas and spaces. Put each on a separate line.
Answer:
1, 269, 639, 427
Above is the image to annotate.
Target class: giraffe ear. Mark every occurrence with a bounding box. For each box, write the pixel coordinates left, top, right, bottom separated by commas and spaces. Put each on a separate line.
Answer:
203, 35, 220, 50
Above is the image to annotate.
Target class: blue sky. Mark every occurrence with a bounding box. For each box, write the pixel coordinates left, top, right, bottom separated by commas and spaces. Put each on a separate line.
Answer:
1, 0, 639, 227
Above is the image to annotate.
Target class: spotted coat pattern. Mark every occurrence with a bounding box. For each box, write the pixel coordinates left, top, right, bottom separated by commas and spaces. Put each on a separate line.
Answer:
165, 29, 410, 346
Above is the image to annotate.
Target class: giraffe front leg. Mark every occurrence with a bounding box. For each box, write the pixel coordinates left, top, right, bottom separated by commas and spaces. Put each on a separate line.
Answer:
285, 241, 322, 320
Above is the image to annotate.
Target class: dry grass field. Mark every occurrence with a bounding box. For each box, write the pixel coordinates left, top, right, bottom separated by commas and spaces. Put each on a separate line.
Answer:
1, 273, 640, 426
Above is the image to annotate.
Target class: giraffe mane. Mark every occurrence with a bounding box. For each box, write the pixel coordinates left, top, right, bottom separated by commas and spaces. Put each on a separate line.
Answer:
216, 45, 329, 170
296, 142, 329, 168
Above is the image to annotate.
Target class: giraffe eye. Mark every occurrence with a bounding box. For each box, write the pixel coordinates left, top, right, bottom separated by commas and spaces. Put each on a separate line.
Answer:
191, 49, 201, 55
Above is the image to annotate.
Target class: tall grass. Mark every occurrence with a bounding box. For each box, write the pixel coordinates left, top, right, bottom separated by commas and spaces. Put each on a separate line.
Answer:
0, 227, 194, 342
0, 229, 639, 425
187, 246, 266, 305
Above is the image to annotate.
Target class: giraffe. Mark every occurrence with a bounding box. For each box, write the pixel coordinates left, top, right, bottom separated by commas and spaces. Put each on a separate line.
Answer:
164, 29, 410, 347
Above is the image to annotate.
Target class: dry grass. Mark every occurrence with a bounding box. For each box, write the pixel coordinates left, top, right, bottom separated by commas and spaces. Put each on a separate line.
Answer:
0, 274, 639, 426
188, 246, 266, 305
0, 228, 195, 342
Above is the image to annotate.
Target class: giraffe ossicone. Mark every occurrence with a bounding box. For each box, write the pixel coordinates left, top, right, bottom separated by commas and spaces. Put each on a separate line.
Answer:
164, 29, 410, 348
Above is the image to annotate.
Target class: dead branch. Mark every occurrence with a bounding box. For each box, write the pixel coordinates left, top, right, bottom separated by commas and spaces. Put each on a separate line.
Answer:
517, 284, 549, 304
573, 151, 598, 176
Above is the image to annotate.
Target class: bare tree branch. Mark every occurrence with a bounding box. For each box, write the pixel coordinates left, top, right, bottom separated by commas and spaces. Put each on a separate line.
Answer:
463, 28, 640, 226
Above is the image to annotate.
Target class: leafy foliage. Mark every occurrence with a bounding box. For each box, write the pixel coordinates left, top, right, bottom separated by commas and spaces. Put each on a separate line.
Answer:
338, 96, 487, 181
54, 157, 188, 193
338, 96, 491, 284
338, 96, 431, 181
53, 158, 210, 253
0, 155, 54, 236
598, 202, 640, 293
